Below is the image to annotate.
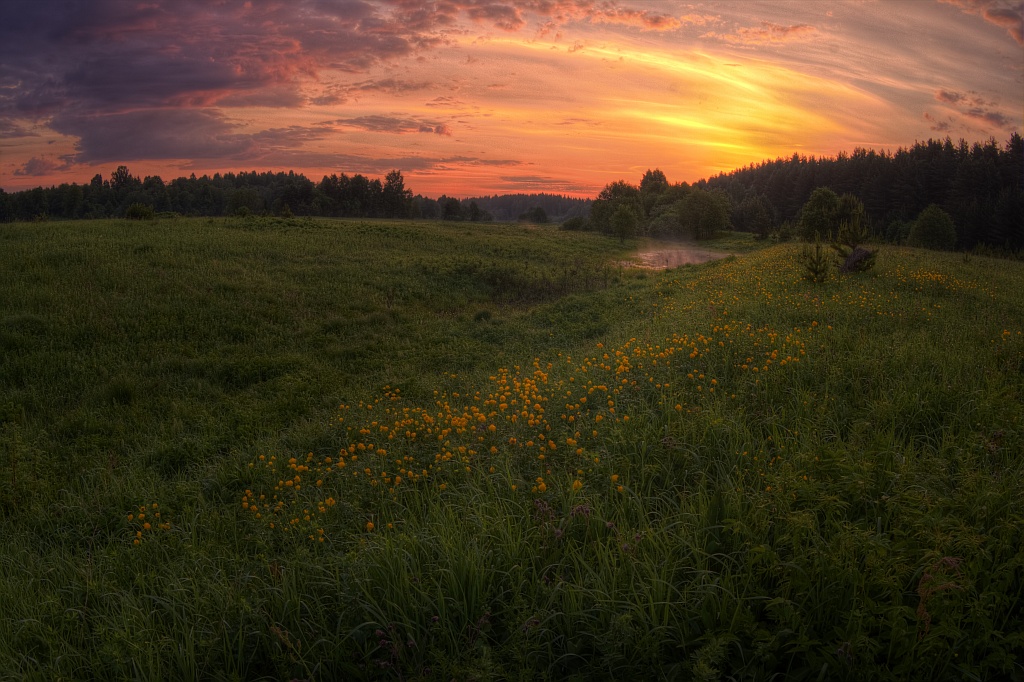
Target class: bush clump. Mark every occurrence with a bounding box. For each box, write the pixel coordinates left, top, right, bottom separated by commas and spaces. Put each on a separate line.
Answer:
907, 205, 957, 251
124, 203, 155, 220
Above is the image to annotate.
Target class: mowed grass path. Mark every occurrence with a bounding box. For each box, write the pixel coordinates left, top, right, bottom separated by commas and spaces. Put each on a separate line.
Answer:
1, 217, 1021, 680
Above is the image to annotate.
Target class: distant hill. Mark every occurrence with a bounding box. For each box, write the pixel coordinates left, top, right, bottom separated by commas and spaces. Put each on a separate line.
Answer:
462, 193, 591, 222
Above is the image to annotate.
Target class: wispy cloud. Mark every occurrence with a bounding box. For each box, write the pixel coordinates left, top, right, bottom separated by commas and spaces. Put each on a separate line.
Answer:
939, 0, 1024, 44
703, 21, 819, 45
331, 115, 453, 135
923, 112, 953, 132
933, 88, 1015, 130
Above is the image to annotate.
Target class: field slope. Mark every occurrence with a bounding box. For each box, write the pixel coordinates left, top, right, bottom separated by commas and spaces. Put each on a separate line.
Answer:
1, 217, 1021, 680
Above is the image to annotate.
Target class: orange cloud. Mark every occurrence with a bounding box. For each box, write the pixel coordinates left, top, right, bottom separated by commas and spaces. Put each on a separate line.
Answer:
588, 8, 682, 31
705, 21, 819, 45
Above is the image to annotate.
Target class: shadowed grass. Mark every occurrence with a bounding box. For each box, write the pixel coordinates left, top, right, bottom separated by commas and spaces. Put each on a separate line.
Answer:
1, 218, 1021, 679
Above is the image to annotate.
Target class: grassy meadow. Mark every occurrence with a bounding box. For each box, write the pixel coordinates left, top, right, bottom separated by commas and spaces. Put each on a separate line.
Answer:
0, 216, 1021, 680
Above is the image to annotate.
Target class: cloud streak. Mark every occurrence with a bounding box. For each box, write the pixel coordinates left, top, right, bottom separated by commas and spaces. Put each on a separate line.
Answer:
705, 21, 819, 45
939, 0, 1024, 44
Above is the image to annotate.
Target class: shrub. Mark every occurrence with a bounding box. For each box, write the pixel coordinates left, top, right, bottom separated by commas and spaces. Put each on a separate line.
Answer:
645, 211, 682, 238
907, 205, 957, 251
885, 219, 912, 244
560, 216, 589, 231
124, 203, 155, 220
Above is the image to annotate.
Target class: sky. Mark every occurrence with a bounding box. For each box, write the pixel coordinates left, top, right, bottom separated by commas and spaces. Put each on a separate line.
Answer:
1, 0, 1021, 198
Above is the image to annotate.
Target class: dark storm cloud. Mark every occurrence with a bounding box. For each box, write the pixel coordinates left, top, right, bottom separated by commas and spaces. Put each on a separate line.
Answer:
50, 109, 255, 163
0, 0, 694, 127
0, 0, 430, 122
0, 0, 754, 181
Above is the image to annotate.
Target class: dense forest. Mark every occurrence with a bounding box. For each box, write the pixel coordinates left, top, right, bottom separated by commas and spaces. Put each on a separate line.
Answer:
701, 134, 1024, 250
571, 134, 1022, 250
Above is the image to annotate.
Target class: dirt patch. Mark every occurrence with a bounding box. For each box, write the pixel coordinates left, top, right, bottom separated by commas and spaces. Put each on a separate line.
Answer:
626, 243, 731, 270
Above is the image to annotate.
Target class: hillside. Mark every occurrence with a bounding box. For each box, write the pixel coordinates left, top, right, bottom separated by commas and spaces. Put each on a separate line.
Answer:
1, 217, 1021, 679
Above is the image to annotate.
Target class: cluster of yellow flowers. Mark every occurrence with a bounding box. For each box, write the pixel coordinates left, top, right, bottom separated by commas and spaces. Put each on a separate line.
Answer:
240, 290, 821, 540
127, 503, 171, 545
242, 454, 338, 541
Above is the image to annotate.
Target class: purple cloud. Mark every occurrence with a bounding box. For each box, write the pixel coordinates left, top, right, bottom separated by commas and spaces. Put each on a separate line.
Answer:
933, 88, 1015, 130
935, 90, 966, 104
939, 0, 1024, 44
50, 109, 255, 163
13, 156, 71, 176
964, 108, 1012, 127
331, 115, 452, 134
923, 112, 953, 132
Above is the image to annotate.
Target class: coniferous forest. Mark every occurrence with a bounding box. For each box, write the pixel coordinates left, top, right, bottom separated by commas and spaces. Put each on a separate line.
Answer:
702, 134, 1023, 250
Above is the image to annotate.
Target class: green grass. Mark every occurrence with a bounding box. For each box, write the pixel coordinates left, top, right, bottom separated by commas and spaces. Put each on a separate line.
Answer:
1, 217, 1021, 680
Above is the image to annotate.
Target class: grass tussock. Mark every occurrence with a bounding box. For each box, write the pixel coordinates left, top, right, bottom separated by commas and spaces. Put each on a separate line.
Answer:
0, 218, 1021, 680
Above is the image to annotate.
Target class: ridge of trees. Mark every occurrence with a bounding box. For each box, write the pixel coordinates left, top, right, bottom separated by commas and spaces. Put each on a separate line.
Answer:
567, 169, 732, 241
701, 133, 1023, 250
572, 134, 1022, 251
0, 167, 592, 226
0, 168, 418, 222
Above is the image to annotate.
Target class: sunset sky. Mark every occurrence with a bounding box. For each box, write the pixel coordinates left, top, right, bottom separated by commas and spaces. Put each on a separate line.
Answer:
1, 0, 1021, 197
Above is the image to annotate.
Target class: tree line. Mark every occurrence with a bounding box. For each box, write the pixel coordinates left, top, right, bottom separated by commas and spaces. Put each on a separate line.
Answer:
0, 166, 582, 226
0, 167, 421, 222
703, 134, 1023, 250
563, 168, 733, 242
569, 133, 1022, 251
460, 193, 591, 222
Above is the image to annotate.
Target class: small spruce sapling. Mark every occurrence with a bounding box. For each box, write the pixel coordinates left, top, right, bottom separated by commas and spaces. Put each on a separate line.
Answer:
798, 235, 831, 283
832, 218, 877, 273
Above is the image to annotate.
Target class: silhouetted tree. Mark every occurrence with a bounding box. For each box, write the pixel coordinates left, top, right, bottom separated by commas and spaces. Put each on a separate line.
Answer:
590, 180, 641, 234
799, 187, 840, 241
908, 205, 957, 250
441, 197, 463, 220
518, 206, 548, 223
611, 204, 638, 243
680, 188, 730, 240
382, 169, 412, 218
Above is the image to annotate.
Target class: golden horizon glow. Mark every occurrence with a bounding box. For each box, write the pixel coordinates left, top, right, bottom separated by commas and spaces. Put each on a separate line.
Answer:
1, 1, 1020, 197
